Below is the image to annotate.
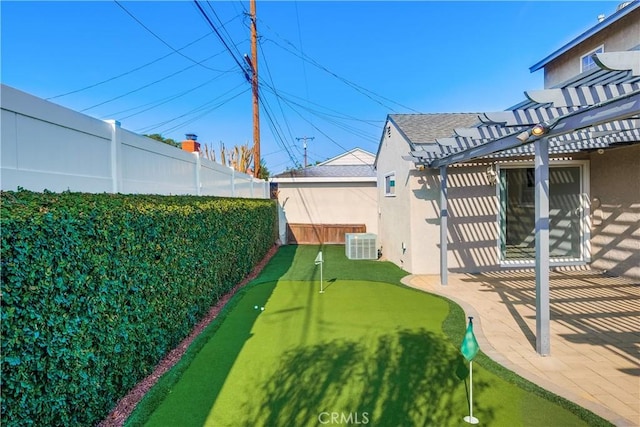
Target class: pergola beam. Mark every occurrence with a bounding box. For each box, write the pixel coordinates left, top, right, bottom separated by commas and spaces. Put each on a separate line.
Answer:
428, 90, 640, 168
593, 51, 640, 76
525, 83, 639, 107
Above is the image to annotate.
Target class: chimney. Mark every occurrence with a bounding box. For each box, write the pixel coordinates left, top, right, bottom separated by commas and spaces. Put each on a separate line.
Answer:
181, 133, 200, 153
597, 14, 606, 22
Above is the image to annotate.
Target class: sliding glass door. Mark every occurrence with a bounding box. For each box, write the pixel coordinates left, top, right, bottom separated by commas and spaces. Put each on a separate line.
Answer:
498, 164, 587, 264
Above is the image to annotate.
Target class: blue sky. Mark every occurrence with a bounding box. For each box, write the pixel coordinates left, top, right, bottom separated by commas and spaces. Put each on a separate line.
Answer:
1, 1, 621, 174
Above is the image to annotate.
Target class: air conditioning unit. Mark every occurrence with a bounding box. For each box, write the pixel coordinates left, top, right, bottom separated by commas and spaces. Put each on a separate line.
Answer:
345, 233, 377, 260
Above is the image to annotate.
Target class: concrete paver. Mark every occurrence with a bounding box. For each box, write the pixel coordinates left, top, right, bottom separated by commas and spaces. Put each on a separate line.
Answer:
402, 270, 640, 427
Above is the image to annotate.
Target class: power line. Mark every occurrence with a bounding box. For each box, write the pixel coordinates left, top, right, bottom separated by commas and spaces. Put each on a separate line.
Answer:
259, 81, 380, 144
157, 87, 248, 135
192, 0, 251, 82
258, 19, 421, 114
46, 32, 217, 100
135, 82, 248, 134
106, 71, 233, 120
258, 93, 301, 169
114, 1, 223, 73
80, 52, 227, 112
204, 0, 247, 65
257, 35, 298, 163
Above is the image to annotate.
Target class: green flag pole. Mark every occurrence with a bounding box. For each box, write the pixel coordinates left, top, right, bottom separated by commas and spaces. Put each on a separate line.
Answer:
461, 316, 479, 424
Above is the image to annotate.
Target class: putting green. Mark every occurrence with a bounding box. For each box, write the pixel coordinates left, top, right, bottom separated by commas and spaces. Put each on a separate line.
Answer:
135, 276, 591, 427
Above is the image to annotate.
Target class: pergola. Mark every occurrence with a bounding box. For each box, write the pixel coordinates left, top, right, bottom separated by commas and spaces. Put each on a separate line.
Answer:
403, 52, 640, 355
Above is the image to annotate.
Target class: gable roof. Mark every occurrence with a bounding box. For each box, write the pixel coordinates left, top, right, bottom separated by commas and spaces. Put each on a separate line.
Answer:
271, 147, 376, 182
388, 113, 480, 145
272, 164, 376, 180
374, 113, 480, 168
529, 1, 639, 73
318, 148, 375, 166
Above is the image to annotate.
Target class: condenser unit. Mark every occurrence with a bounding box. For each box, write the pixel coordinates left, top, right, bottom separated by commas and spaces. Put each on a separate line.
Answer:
345, 233, 377, 260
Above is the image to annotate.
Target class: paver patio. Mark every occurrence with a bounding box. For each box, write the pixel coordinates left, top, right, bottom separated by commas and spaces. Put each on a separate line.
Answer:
403, 269, 640, 427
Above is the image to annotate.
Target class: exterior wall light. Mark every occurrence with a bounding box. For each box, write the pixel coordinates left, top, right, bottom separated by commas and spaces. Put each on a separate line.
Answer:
516, 121, 552, 143
531, 122, 550, 136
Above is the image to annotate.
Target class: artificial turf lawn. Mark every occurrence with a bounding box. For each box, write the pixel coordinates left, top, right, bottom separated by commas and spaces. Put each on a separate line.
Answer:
127, 245, 611, 427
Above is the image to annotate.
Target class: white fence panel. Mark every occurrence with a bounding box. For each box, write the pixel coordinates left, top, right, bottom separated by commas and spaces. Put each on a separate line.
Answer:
200, 158, 235, 197
120, 128, 197, 195
1, 86, 113, 193
0, 84, 268, 198
234, 174, 254, 198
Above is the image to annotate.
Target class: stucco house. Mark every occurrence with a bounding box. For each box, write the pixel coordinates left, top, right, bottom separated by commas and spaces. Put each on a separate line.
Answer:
272, 148, 377, 244
375, 1, 639, 281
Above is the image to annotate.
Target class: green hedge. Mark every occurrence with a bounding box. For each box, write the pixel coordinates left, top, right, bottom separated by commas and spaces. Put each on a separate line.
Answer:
1, 190, 277, 427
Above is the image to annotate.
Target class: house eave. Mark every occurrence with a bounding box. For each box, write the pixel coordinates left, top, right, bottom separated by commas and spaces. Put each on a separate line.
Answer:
529, 1, 639, 73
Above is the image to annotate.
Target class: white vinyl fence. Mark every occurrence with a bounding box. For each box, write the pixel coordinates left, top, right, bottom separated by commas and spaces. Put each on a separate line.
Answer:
0, 84, 268, 198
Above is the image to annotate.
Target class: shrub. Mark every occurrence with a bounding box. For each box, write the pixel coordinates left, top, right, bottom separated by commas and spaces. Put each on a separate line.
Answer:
1, 190, 277, 426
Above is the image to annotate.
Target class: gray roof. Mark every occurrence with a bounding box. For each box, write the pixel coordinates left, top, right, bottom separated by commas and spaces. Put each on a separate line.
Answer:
388, 113, 480, 144
272, 164, 376, 179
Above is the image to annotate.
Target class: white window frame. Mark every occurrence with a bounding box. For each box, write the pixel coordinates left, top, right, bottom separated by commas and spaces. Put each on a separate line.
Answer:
384, 172, 396, 197
496, 159, 591, 268
580, 45, 604, 73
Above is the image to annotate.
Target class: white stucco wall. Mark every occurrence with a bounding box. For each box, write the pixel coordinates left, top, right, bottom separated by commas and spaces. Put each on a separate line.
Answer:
589, 144, 640, 280
277, 180, 378, 233
445, 165, 500, 273
375, 123, 416, 273
377, 154, 501, 275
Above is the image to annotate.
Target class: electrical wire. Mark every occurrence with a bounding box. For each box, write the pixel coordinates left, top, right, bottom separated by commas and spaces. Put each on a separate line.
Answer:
257, 40, 297, 158
104, 68, 235, 120
114, 1, 223, 73
258, 93, 302, 169
157, 87, 248, 134
46, 32, 216, 100
135, 82, 248, 134
192, 0, 251, 82
80, 51, 226, 112
204, 0, 247, 65
258, 18, 421, 114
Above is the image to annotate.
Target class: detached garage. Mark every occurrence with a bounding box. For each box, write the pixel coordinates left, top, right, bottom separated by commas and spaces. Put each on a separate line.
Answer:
271, 148, 378, 244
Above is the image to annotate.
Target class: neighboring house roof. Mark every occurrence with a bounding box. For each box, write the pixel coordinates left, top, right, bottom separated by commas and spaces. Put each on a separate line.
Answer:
273, 164, 375, 179
529, 0, 639, 72
318, 148, 375, 166
272, 147, 376, 182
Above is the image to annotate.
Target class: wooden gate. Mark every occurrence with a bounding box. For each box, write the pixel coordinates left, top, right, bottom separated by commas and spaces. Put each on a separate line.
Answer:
286, 223, 366, 244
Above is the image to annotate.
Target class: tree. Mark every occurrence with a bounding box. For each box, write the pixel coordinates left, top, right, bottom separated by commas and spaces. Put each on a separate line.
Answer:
145, 133, 179, 148
201, 142, 270, 179
256, 159, 270, 180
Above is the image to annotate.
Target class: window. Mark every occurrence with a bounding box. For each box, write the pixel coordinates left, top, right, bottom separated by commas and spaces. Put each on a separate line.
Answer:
581, 45, 604, 73
384, 173, 395, 196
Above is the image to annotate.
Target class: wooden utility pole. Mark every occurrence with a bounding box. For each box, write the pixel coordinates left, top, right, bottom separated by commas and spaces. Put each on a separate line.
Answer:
250, 0, 260, 177
296, 136, 315, 168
